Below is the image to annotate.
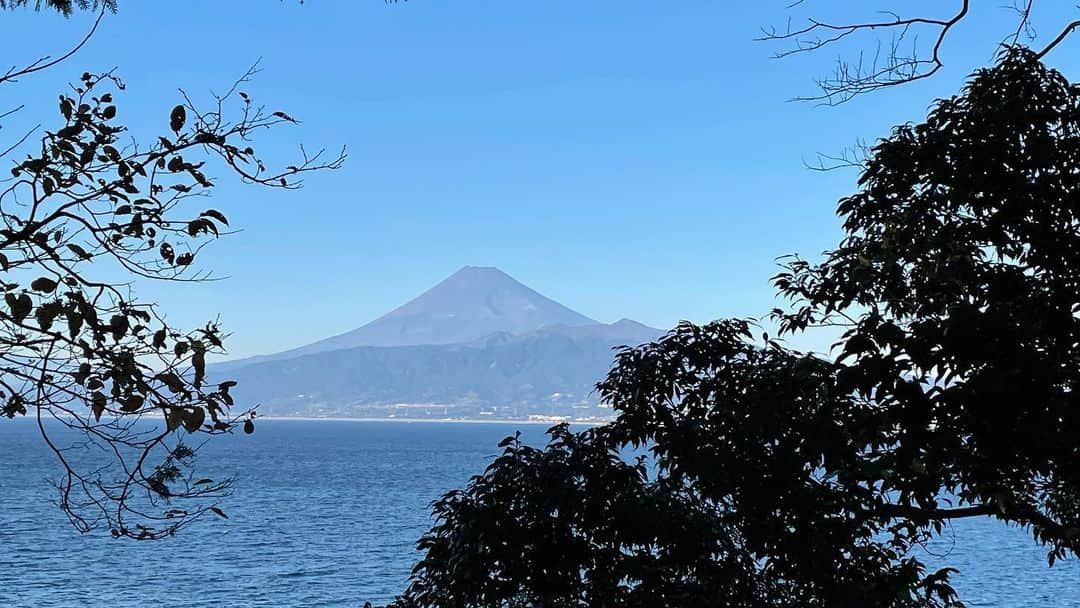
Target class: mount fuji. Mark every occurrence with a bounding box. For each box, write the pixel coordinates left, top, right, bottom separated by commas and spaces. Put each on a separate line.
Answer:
213, 267, 662, 419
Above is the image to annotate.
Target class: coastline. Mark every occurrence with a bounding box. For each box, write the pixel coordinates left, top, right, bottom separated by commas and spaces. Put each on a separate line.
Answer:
256, 415, 609, 426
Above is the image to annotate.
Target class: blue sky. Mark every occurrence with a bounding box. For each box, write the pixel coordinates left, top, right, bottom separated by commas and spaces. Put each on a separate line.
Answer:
2, 1, 1079, 358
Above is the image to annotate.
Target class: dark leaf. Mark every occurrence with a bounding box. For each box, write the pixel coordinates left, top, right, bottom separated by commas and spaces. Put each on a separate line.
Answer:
183, 407, 205, 433
66, 243, 92, 260
30, 277, 57, 293
169, 105, 186, 132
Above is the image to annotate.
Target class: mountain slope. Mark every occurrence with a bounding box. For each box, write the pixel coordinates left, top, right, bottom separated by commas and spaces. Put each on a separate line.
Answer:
219, 266, 597, 370
219, 320, 663, 418
212, 266, 664, 418
307, 265, 597, 350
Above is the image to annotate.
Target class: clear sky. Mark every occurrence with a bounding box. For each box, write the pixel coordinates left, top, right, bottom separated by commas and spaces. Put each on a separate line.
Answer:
2, 1, 1079, 358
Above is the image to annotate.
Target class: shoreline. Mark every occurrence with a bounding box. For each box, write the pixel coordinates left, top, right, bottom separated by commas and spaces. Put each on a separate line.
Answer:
256, 415, 609, 426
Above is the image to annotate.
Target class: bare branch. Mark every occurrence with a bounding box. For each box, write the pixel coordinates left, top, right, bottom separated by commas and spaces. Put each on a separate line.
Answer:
762, 2, 1080, 101
0, 3, 105, 86
760, 1, 972, 104
1036, 19, 1080, 58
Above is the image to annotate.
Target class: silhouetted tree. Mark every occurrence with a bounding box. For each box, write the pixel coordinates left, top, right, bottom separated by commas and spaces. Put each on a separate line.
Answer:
383, 48, 1080, 607
0, 5, 343, 538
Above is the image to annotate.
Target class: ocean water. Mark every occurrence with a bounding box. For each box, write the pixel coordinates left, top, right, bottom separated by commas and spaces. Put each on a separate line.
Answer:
1, 419, 1077, 607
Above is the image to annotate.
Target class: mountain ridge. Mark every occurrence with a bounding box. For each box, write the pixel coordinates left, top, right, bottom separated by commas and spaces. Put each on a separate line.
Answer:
216, 319, 662, 418
217, 266, 603, 370
212, 266, 662, 418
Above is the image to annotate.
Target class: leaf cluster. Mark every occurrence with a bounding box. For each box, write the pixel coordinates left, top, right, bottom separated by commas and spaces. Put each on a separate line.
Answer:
0, 64, 342, 539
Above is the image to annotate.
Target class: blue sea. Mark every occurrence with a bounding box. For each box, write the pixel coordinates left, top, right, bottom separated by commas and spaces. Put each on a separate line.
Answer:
1, 419, 1077, 607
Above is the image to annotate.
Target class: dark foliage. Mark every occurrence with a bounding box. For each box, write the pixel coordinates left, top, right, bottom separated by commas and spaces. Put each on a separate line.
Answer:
383, 48, 1080, 607
0, 68, 342, 539
0, 3, 344, 536
401, 424, 775, 608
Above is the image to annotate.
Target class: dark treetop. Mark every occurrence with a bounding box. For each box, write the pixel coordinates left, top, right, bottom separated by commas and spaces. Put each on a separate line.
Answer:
381, 48, 1080, 608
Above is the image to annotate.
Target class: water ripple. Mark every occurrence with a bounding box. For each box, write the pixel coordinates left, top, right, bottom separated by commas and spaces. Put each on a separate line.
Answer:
1, 420, 1077, 607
